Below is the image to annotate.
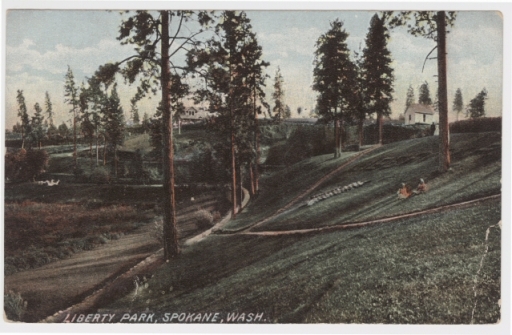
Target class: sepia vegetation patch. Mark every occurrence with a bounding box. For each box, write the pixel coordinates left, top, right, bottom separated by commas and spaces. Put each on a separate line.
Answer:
4, 201, 152, 275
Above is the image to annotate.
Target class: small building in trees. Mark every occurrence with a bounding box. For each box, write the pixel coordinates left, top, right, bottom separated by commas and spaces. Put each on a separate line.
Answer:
404, 103, 438, 125
181, 107, 211, 121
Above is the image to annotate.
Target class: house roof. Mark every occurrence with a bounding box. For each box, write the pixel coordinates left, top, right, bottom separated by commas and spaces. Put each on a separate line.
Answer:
405, 103, 435, 115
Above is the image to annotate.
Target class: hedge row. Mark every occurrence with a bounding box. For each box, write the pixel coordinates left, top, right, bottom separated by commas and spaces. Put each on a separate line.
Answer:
450, 117, 501, 133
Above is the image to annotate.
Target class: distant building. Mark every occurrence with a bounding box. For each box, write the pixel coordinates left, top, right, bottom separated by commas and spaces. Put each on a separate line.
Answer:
181, 107, 211, 121
404, 103, 438, 125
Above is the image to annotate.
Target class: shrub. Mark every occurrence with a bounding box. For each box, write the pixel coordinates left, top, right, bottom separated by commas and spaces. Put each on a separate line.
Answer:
4, 290, 27, 321
5, 148, 49, 181
450, 117, 501, 134
195, 209, 214, 229
265, 125, 333, 166
89, 167, 111, 184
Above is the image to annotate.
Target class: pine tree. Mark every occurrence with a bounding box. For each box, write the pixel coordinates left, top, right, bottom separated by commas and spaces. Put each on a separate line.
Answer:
30, 102, 45, 148
142, 112, 150, 132
44, 91, 54, 126
103, 84, 125, 177
405, 85, 415, 111
466, 88, 487, 118
83, 76, 109, 166
94, 10, 213, 259
418, 81, 432, 105
58, 122, 69, 137
131, 101, 140, 125
16, 90, 30, 148
64, 66, 80, 169
453, 88, 463, 121
313, 19, 357, 157
361, 14, 394, 144
352, 52, 367, 149
386, 11, 457, 172
272, 67, 286, 121
188, 10, 269, 213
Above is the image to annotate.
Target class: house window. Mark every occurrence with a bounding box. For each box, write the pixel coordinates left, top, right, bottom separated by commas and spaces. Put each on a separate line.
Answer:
408, 115, 411, 121
423, 114, 426, 122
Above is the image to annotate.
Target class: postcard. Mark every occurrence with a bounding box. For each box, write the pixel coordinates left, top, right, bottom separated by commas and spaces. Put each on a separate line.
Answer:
2, 1, 510, 334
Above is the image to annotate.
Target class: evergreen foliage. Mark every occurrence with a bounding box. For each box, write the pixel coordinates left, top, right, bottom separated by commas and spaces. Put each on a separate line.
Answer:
272, 67, 287, 120
44, 91, 54, 126
29, 103, 45, 147
16, 90, 30, 147
418, 81, 432, 105
405, 85, 415, 111
313, 19, 358, 155
361, 14, 394, 119
361, 14, 394, 144
453, 88, 464, 120
466, 88, 488, 118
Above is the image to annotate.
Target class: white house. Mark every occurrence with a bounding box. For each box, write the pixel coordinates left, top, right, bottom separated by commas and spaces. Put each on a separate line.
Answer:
404, 103, 438, 125
181, 107, 211, 121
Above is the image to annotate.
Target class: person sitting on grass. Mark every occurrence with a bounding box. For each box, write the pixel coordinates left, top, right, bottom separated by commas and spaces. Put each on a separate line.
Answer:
413, 178, 428, 194
397, 183, 412, 199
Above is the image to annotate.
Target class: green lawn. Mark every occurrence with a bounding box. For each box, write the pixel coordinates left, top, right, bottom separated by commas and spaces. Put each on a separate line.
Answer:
102, 199, 500, 324
97, 132, 501, 324
224, 132, 500, 232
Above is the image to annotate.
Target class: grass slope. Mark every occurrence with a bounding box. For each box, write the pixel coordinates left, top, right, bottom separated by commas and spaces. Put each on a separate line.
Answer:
97, 132, 501, 324
103, 199, 500, 324
225, 132, 500, 232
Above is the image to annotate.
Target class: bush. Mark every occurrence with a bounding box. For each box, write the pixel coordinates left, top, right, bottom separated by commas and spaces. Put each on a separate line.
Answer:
5, 148, 49, 181
363, 124, 429, 145
4, 290, 27, 321
265, 125, 332, 166
89, 167, 111, 184
195, 209, 214, 229
450, 117, 501, 133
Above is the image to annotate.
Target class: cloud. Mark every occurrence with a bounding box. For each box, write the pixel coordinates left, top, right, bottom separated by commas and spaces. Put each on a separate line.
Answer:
7, 38, 133, 76
257, 26, 323, 58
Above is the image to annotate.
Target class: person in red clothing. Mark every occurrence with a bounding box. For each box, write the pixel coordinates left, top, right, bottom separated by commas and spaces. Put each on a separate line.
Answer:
397, 183, 412, 199
414, 178, 428, 194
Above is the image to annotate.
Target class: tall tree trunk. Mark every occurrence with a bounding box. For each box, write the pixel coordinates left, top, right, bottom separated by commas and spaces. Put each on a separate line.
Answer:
358, 117, 364, 149
90, 140, 93, 168
161, 11, 180, 259
96, 129, 99, 167
114, 147, 118, 178
333, 108, 338, 158
231, 130, 237, 217
73, 113, 77, 169
253, 84, 260, 195
239, 163, 243, 209
377, 111, 383, 144
437, 11, 451, 172
249, 162, 255, 195
229, 53, 237, 218
340, 116, 345, 151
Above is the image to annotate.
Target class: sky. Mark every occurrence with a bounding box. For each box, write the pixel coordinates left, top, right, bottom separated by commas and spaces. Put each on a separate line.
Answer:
4, 8, 504, 130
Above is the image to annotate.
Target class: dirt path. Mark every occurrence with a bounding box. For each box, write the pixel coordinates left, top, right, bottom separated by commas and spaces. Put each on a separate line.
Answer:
5, 224, 160, 322
28, 188, 250, 323
238, 194, 501, 236
5, 189, 231, 323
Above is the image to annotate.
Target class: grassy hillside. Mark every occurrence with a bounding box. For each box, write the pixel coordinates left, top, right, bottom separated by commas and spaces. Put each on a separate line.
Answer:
96, 132, 501, 324
102, 199, 500, 324
223, 132, 500, 232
